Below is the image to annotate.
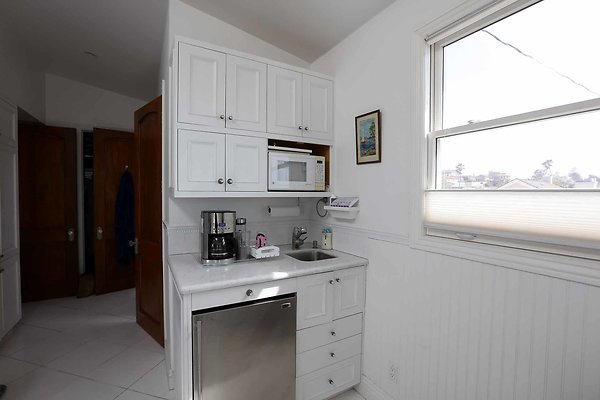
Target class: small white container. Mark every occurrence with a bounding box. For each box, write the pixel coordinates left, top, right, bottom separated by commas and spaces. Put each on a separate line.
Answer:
322, 233, 332, 250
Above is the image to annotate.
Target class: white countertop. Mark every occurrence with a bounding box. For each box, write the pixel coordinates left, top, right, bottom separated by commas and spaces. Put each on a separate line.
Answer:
168, 246, 368, 294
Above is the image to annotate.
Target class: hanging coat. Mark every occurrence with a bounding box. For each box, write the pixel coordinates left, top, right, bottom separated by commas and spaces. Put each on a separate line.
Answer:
115, 169, 135, 265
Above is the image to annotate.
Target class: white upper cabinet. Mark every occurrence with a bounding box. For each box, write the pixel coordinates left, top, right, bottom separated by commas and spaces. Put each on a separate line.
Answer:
225, 134, 267, 192
178, 43, 226, 128
267, 66, 333, 141
178, 130, 226, 192
0, 98, 16, 147
0, 144, 18, 260
226, 56, 267, 133
268, 66, 304, 137
303, 75, 333, 141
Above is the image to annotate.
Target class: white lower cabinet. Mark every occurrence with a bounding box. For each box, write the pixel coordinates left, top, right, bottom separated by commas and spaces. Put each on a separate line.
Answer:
296, 266, 366, 400
296, 355, 361, 400
177, 129, 266, 192
1, 254, 21, 338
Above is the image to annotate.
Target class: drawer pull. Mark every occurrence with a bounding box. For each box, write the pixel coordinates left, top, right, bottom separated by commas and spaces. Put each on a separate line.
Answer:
246, 289, 253, 296
330, 331, 336, 337
330, 352, 335, 358
328, 379, 335, 385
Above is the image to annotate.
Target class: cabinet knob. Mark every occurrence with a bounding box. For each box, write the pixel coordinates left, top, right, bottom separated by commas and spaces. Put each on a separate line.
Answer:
329, 279, 334, 285
330, 352, 335, 358
298, 126, 303, 130
304, 126, 309, 131
335, 278, 341, 283
328, 379, 335, 385
246, 289, 253, 296
67, 228, 75, 242
227, 178, 233, 184
218, 178, 224, 184
96, 226, 103, 240
228, 115, 233, 120
219, 115, 225, 120
330, 331, 336, 336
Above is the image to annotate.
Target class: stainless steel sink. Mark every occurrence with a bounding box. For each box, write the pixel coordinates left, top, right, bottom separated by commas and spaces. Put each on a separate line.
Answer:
287, 250, 336, 262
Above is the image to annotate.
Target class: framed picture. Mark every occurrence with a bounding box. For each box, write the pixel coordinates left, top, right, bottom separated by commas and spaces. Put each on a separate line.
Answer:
355, 110, 381, 164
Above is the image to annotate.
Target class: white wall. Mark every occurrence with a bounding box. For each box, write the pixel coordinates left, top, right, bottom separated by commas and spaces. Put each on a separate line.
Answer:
311, 0, 600, 399
161, 0, 316, 254
0, 24, 46, 120
45, 74, 146, 131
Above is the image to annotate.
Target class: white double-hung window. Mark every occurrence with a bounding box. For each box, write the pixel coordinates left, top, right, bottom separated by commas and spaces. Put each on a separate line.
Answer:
425, 0, 600, 260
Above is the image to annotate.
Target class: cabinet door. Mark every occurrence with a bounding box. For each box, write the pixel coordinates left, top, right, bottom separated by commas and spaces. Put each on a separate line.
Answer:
303, 75, 333, 141
297, 272, 334, 330
178, 43, 226, 128
0, 145, 18, 260
226, 55, 267, 133
225, 134, 267, 192
177, 130, 225, 192
267, 66, 303, 137
0, 98, 16, 147
333, 267, 365, 319
0, 255, 21, 338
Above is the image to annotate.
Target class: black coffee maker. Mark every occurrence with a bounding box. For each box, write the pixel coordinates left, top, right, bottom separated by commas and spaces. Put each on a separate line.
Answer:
201, 211, 237, 265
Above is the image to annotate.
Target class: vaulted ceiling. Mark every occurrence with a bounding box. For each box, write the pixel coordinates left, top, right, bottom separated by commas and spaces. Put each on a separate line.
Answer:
181, 0, 396, 62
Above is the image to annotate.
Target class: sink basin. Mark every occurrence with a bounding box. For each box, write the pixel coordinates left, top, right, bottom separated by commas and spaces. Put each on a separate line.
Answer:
287, 250, 336, 262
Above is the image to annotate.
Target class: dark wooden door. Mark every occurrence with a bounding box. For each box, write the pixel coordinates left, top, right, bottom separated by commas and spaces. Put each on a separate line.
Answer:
134, 96, 164, 345
93, 128, 136, 294
19, 124, 78, 302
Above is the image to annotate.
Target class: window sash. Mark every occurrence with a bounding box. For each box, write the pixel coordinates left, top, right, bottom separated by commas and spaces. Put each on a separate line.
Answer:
425, 0, 600, 257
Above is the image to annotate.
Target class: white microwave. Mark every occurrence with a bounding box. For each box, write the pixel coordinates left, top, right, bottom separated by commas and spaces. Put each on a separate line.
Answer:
268, 150, 325, 191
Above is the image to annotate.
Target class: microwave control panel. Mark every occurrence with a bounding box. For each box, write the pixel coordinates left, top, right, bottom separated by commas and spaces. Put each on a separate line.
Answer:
315, 157, 325, 191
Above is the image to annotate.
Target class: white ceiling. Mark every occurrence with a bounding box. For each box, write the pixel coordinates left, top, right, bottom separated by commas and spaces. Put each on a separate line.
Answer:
0, 0, 395, 100
0, 0, 168, 100
181, 0, 396, 62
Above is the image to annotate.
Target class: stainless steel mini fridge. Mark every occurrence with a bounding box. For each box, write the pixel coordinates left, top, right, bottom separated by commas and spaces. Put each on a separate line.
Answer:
192, 294, 297, 400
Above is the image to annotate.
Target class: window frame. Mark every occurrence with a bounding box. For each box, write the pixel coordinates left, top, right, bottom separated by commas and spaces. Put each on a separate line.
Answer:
410, 0, 600, 286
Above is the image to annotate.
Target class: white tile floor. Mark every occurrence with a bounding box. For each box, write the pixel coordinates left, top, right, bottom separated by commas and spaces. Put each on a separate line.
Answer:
0, 289, 363, 400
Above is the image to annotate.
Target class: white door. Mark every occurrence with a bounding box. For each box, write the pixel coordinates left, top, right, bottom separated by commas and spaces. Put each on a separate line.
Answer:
1, 255, 21, 338
0, 98, 16, 147
303, 75, 333, 141
225, 134, 267, 192
178, 43, 226, 128
177, 130, 226, 192
267, 66, 303, 137
226, 55, 267, 133
333, 267, 365, 320
0, 144, 18, 260
297, 272, 334, 329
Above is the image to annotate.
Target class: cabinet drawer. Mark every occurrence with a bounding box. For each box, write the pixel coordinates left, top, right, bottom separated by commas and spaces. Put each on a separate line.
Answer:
297, 334, 361, 377
297, 313, 362, 353
191, 278, 297, 310
296, 355, 361, 400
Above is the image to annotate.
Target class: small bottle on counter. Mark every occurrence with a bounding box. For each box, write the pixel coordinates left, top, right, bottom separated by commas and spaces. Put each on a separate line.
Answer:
322, 227, 333, 250
235, 218, 249, 260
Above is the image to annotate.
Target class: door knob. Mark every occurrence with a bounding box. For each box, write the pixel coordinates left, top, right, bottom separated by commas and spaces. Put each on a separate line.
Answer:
218, 178, 224, 184
67, 228, 75, 242
96, 227, 103, 240
227, 178, 233, 184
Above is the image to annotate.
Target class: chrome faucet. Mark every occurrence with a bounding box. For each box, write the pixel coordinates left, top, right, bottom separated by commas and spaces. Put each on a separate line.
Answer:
292, 226, 308, 249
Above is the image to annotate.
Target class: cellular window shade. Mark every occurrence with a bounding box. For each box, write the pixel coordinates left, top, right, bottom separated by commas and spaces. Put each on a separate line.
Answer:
424, 191, 600, 256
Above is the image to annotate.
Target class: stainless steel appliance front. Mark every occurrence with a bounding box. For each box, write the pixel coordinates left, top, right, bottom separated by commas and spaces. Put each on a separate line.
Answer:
192, 294, 297, 400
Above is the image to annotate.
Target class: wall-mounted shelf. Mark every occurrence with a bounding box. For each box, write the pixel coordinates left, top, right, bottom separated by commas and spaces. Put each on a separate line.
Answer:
323, 206, 360, 220
171, 188, 332, 198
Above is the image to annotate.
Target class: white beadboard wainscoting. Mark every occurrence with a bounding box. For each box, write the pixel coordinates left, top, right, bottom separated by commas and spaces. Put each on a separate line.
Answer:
343, 235, 600, 400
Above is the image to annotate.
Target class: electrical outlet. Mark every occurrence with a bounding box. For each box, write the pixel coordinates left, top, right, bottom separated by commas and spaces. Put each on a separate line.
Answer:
388, 363, 399, 383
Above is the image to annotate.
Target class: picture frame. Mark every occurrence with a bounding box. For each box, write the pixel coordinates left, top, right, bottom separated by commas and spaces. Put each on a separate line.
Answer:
355, 109, 381, 164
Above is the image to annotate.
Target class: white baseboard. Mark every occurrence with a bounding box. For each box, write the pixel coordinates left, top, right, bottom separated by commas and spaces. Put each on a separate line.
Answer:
356, 375, 395, 400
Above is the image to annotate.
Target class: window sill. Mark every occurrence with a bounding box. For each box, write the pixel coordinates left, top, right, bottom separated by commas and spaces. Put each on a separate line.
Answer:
409, 232, 600, 287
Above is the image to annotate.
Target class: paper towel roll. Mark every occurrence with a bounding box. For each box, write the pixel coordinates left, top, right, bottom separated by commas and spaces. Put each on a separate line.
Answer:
268, 206, 301, 217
